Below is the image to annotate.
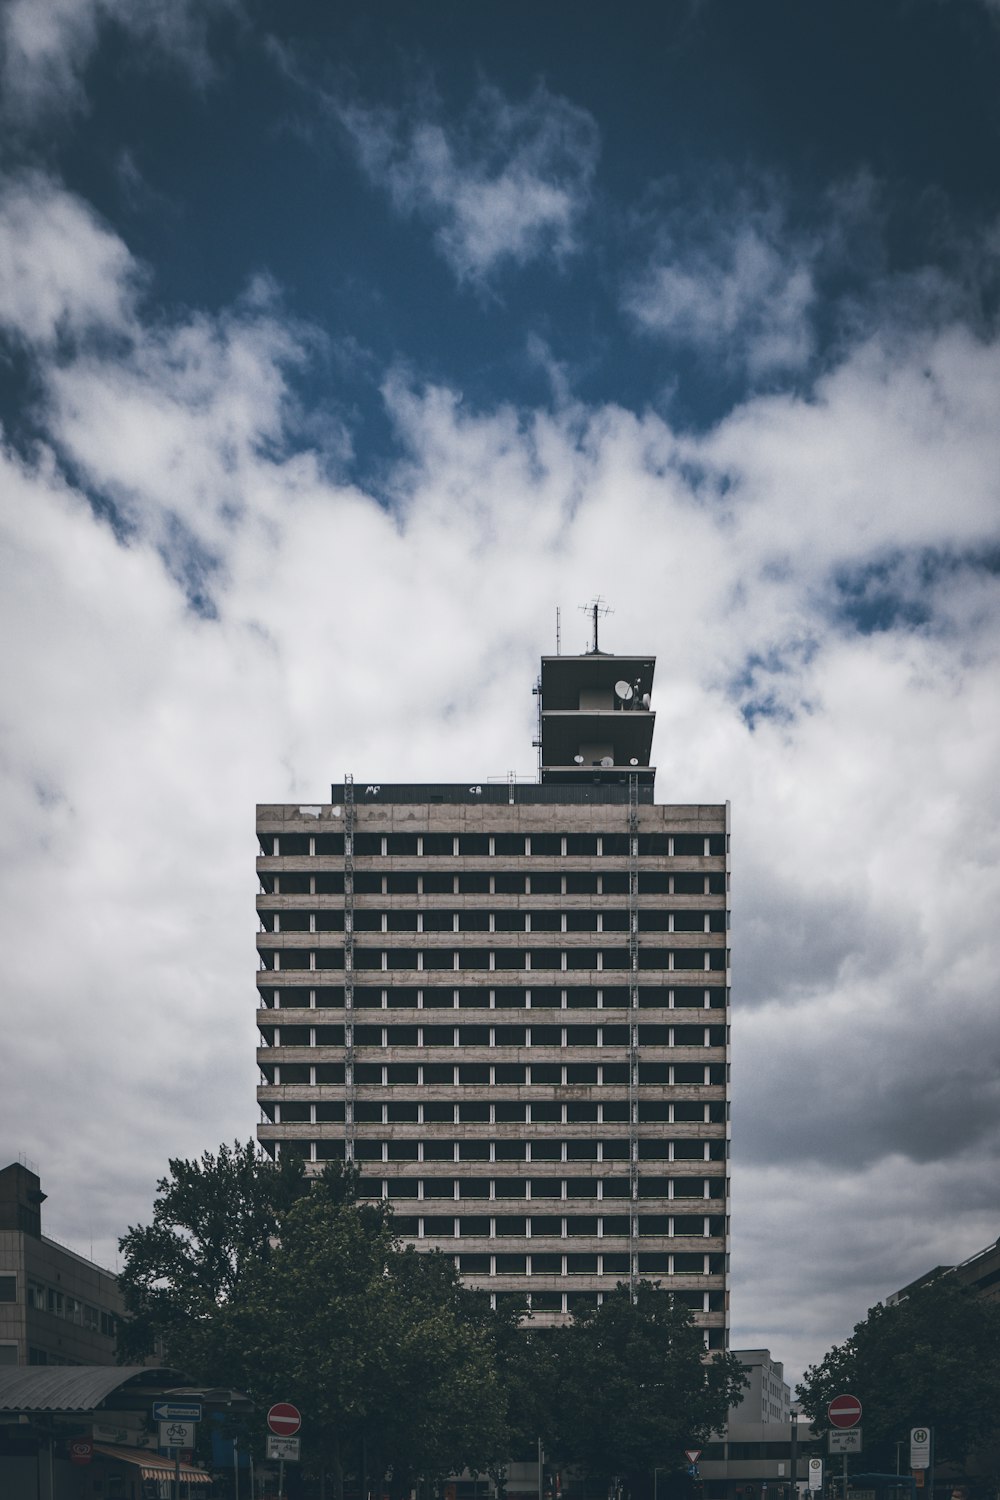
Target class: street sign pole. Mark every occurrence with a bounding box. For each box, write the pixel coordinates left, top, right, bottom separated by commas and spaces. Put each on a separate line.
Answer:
279, 1458, 285, 1500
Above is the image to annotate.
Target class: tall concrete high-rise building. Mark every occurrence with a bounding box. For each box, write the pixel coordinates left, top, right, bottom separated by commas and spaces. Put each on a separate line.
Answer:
256, 637, 730, 1346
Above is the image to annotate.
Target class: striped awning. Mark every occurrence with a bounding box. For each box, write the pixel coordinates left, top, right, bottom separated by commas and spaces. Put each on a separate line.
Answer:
93, 1443, 212, 1483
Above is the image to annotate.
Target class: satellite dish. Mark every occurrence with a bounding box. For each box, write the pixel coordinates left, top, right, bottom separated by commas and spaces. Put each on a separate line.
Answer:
629, 758, 639, 766
573, 754, 585, 764
614, 680, 634, 702
641, 693, 651, 710
600, 755, 614, 767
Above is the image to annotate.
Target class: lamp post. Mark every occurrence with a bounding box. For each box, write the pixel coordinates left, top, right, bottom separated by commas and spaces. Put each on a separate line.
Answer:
655, 1467, 669, 1500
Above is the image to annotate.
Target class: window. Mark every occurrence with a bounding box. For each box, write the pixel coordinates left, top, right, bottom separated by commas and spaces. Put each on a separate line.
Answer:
0, 1276, 16, 1302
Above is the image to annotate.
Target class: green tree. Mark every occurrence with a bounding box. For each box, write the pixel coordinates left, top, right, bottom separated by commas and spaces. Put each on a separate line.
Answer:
118, 1145, 521, 1498
797, 1275, 1000, 1472
116, 1140, 322, 1373
548, 1282, 746, 1498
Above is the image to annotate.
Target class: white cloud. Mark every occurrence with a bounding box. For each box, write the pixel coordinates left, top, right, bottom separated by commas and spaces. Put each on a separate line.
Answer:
337, 82, 600, 283
625, 219, 816, 376
1, 186, 999, 1389
0, 0, 238, 125
0, 173, 139, 344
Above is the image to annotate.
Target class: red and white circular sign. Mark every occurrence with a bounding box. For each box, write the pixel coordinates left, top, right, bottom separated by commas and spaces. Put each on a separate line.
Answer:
267, 1403, 302, 1436
69, 1439, 94, 1465
828, 1394, 862, 1429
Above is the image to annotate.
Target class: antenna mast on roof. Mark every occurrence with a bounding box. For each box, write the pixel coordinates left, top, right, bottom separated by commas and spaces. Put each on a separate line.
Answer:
579, 596, 613, 653
556, 605, 561, 656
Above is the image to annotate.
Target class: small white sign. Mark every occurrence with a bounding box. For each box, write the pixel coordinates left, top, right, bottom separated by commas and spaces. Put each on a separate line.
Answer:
267, 1436, 301, 1462
911, 1428, 931, 1470
808, 1459, 824, 1491
830, 1430, 862, 1453
159, 1421, 195, 1449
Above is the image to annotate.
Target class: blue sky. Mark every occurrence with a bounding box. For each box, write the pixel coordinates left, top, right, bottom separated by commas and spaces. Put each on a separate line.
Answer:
1, 0, 999, 1384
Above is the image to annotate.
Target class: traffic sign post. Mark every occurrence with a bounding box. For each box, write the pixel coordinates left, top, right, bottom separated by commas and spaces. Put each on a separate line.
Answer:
267, 1403, 302, 1499
808, 1460, 823, 1492
153, 1402, 202, 1422
828, 1396, 862, 1430
828, 1395, 862, 1500
267, 1403, 302, 1437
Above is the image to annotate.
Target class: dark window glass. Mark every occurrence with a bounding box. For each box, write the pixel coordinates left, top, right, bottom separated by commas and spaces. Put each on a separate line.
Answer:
457, 1179, 491, 1199
423, 1215, 455, 1235
314, 1064, 346, 1086
531, 1064, 562, 1085
494, 834, 526, 856
529, 873, 561, 895
530, 1025, 561, 1045
566, 835, 598, 855
0, 1277, 16, 1302
566, 1064, 598, 1084
459, 1140, 491, 1160
423, 873, 455, 894
565, 1215, 598, 1236
638, 1214, 672, 1235
638, 1253, 671, 1273
423, 1102, 455, 1123
496, 1217, 527, 1236
458, 1064, 490, 1085
459, 1102, 491, 1122
531, 1253, 562, 1273
530, 1215, 563, 1236
566, 1178, 597, 1198
423, 1063, 454, 1084
315, 1101, 345, 1121
494, 912, 527, 932
602, 1253, 631, 1274
531, 1102, 562, 1122
495, 1063, 526, 1083
422, 1178, 456, 1199
457, 911, 490, 932
494, 1102, 526, 1122
601, 1101, 630, 1122
566, 1255, 598, 1274
422, 990, 455, 1009
639, 1063, 670, 1084
494, 950, 526, 970
459, 1026, 490, 1046
460, 1254, 491, 1273
601, 1215, 630, 1236
315, 1138, 346, 1158
495, 1141, 526, 1161
565, 873, 598, 895
460, 1215, 493, 1235
566, 1102, 598, 1123
314, 833, 345, 855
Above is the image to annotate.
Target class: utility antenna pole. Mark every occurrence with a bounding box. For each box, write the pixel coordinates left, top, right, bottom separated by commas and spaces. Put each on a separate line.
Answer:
579, 596, 612, 653
556, 605, 561, 656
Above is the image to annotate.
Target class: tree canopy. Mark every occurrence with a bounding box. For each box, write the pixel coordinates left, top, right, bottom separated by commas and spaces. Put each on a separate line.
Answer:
550, 1281, 746, 1497
797, 1274, 1000, 1472
119, 1144, 741, 1499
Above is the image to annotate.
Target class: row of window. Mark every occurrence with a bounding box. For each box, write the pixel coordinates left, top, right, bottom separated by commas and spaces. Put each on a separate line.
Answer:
262, 1101, 725, 1127
261, 947, 728, 972
258, 1089, 726, 1120
262, 1063, 728, 1088
262, 872, 725, 896
272, 1157, 726, 1199
263, 1129, 726, 1161
263, 1024, 727, 1047
261, 833, 726, 858
379, 1212, 727, 1238
452, 1251, 724, 1274
263, 909, 727, 934
2, 1277, 118, 1337
483, 1294, 727, 1339
260, 986, 728, 1010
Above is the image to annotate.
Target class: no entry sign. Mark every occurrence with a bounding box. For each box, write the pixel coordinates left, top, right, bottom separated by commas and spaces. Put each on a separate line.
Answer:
267, 1403, 302, 1437
828, 1394, 862, 1429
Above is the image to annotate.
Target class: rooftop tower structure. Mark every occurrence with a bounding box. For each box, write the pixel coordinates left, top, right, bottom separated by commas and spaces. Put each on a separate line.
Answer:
255, 633, 730, 1343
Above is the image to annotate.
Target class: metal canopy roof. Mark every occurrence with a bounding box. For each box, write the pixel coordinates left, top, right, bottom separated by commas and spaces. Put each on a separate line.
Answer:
0, 1366, 193, 1415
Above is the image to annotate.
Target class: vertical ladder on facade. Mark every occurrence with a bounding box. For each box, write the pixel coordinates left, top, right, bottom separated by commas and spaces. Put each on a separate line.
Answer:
343, 773, 356, 1163
627, 771, 640, 1300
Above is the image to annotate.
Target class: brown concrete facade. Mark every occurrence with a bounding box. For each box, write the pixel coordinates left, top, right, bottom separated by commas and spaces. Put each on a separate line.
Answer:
255, 786, 730, 1344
